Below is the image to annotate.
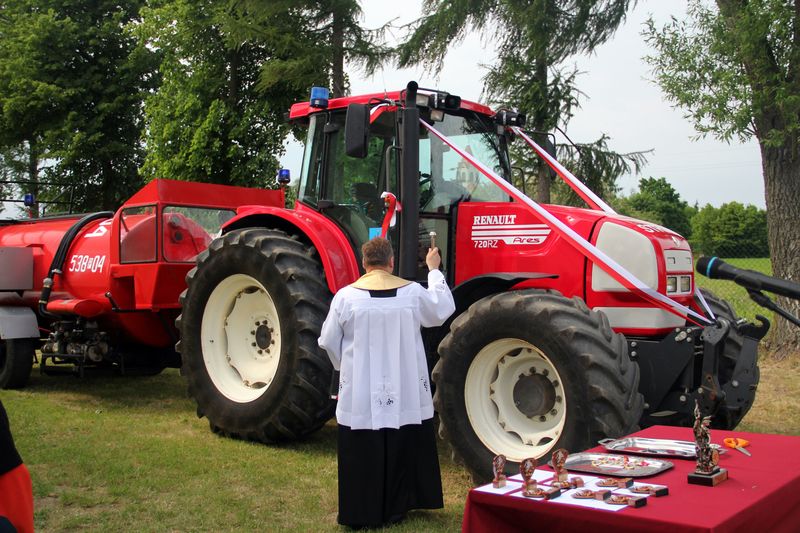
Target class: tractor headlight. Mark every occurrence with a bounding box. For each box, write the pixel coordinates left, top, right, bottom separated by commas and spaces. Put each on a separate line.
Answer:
666, 276, 678, 294
680, 275, 691, 293
592, 222, 658, 292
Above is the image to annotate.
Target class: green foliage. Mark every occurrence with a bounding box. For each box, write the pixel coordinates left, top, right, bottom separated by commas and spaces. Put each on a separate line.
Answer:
614, 177, 692, 237
0, 1, 158, 214
690, 202, 769, 257
644, 1, 799, 146
232, 1, 391, 98
398, 0, 636, 203
138, 0, 292, 187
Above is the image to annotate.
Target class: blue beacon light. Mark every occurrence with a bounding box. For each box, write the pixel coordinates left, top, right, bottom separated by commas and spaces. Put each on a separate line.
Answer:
276, 168, 291, 186
310, 87, 329, 109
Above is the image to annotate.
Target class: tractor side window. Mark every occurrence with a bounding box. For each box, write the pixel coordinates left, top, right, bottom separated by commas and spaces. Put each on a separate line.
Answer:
322, 109, 396, 249
162, 206, 233, 262
297, 114, 326, 206
120, 206, 157, 263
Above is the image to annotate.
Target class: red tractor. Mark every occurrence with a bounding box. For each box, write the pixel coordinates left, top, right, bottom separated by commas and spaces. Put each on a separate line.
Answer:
0, 180, 283, 384
174, 82, 764, 479
0, 82, 764, 481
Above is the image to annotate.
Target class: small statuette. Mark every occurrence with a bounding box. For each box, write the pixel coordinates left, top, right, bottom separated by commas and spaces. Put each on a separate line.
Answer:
550, 448, 584, 489
597, 477, 634, 489
519, 458, 537, 496
552, 448, 569, 483
492, 454, 507, 488
687, 400, 728, 486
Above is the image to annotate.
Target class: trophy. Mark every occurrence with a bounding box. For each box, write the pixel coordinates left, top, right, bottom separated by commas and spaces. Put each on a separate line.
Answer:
519, 458, 537, 496
519, 457, 561, 499
687, 400, 728, 486
492, 454, 507, 488
550, 448, 584, 489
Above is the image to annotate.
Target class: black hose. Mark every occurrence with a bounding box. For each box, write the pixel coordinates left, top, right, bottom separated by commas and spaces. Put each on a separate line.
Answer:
39, 211, 114, 317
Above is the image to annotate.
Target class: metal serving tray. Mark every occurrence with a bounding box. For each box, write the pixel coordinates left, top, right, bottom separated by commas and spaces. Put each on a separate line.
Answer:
551, 453, 674, 477
598, 437, 726, 459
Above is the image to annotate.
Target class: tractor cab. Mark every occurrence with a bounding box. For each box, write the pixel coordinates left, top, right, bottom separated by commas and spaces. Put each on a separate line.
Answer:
289, 84, 514, 282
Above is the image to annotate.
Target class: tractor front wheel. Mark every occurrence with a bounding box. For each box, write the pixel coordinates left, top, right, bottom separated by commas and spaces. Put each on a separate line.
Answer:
0, 338, 36, 389
177, 228, 334, 442
434, 290, 643, 482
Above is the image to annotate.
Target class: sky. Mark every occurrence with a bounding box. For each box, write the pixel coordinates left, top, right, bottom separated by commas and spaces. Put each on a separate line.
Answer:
282, 0, 765, 209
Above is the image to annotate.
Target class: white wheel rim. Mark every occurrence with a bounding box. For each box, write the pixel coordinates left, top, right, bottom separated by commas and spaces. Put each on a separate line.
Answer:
465, 338, 567, 462
201, 274, 282, 403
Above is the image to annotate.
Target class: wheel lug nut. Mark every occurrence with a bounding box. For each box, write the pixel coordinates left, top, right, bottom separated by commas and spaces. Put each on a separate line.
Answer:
258, 349, 263, 354
539, 415, 547, 422
550, 409, 557, 416
251, 342, 256, 347
542, 369, 549, 376
556, 396, 562, 403
250, 330, 255, 335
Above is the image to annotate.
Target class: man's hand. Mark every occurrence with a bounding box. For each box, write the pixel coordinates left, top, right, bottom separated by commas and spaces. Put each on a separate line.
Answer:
426, 247, 441, 271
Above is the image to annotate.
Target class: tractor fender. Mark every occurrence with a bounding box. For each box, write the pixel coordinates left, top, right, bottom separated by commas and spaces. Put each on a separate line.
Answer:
451, 272, 559, 316
0, 307, 40, 339
222, 205, 360, 293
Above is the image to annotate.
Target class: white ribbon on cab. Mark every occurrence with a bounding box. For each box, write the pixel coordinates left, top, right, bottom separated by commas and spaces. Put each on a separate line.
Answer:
419, 118, 712, 326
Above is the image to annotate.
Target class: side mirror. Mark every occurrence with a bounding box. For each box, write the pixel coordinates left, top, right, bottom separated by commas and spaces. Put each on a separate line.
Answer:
345, 103, 369, 158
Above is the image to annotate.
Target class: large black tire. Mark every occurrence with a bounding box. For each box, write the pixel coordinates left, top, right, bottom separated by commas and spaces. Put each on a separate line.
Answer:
0, 338, 36, 389
434, 290, 643, 482
177, 228, 334, 442
699, 288, 760, 429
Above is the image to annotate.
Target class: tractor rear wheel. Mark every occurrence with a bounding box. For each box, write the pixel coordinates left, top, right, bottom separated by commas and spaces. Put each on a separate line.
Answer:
699, 288, 759, 429
177, 228, 334, 442
0, 338, 36, 389
434, 290, 643, 482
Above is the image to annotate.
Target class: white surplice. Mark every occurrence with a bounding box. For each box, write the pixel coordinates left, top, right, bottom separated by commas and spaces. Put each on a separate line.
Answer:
318, 269, 455, 430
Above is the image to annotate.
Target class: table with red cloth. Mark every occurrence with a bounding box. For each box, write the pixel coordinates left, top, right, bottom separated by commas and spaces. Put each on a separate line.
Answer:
462, 425, 800, 533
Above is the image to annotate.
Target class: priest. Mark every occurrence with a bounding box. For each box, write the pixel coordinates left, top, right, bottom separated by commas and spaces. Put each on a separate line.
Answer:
318, 237, 455, 529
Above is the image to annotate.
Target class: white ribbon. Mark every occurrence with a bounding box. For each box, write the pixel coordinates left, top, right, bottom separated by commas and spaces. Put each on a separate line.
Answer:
420, 119, 712, 325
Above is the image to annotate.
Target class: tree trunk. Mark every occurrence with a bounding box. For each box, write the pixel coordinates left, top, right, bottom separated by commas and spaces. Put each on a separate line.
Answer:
761, 139, 800, 353
331, 9, 345, 98
533, 55, 550, 203
27, 138, 39, 219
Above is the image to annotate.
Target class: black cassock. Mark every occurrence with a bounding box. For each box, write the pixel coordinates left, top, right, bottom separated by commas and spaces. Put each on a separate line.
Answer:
337, 418, 443, 528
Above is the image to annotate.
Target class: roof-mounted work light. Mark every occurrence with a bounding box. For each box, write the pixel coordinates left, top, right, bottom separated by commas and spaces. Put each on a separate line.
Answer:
429, 92, 461, 111
310, 86, 330, 109
23, 193, 35, 207
495, 109, 526, 127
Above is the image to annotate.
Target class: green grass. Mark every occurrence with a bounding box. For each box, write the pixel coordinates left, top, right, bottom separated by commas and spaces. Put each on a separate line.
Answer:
2, 368, 471, 532
695, 257, 772, 320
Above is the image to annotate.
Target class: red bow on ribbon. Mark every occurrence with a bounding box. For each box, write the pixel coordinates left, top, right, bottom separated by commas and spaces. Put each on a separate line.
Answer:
380, 192, 401, 238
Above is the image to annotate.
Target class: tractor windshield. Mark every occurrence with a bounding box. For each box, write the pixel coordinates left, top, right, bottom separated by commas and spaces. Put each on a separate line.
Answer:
419, 111, 512, 214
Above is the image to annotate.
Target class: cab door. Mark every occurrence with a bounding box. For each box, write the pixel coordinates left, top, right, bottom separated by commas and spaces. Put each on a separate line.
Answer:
297, 108, 399, 267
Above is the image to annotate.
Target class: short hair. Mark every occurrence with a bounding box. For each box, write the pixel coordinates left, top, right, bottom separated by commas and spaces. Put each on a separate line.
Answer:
362, 237, 394, 267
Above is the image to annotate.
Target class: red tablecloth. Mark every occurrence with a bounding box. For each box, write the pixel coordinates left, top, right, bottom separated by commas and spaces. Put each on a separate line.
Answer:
462, 425, 800, 533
